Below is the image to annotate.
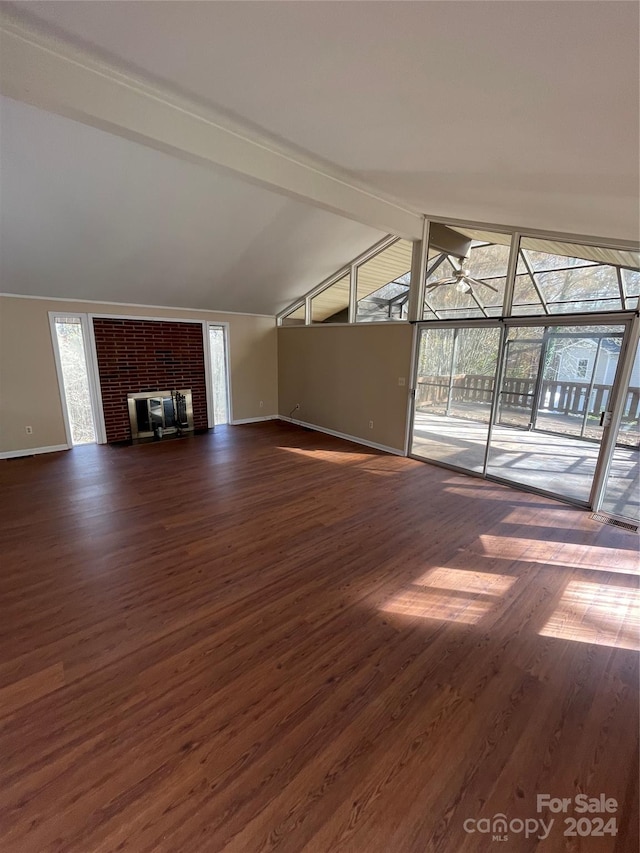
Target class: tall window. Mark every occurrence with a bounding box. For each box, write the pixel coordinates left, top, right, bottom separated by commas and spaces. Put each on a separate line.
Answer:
53, 316, 96, 445
208, 325, 229, 425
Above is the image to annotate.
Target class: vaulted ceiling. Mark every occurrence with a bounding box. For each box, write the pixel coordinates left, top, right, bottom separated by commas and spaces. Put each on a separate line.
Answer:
1, 1, 638, 314
0, 96, 384, 314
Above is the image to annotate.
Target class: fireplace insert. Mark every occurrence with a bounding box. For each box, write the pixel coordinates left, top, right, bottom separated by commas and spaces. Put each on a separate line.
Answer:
127, 389, 194, 440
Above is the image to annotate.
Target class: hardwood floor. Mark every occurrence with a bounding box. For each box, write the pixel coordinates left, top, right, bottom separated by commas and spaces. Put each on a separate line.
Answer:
0, 421, 638, 852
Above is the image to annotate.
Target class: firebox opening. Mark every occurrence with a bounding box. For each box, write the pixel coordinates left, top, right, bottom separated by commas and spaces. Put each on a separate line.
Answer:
127, 390, 194, 441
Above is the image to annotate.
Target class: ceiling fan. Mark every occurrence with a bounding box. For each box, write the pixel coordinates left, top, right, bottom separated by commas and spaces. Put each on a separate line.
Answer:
426, 257, 498, 295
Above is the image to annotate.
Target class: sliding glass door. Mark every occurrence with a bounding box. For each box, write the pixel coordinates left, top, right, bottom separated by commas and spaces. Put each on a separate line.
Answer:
410, 318, 635, 509
410, 325, 501, 473
487, 323, 625, 503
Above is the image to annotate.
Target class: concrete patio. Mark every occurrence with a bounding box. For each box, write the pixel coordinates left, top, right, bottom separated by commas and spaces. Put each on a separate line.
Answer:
411, 410, 639, 519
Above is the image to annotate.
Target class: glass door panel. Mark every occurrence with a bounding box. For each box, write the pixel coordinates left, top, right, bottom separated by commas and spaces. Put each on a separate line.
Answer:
487, 323, 626, 503
497, 328, 543, 429
600, 337, 640, 521
534, 330, 623, 440
411, 326, 501, 473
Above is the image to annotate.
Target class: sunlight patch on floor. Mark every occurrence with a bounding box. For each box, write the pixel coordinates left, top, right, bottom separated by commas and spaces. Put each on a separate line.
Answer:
279, 446, 374, 461
381, 566, 516, 624
413, 566, 516, 596
500, 508, 583, 529
382, 589, 493, 624
277, 445, 400, 474
477, 534, 639, 573
539, 581, 640, 650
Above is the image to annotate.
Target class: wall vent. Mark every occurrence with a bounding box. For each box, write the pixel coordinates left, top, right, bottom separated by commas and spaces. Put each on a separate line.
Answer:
590, 513, 638, 533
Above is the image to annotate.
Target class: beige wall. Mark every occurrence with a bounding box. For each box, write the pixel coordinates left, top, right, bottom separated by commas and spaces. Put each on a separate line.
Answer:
0, 296, 278, 453
278, 323, 414, 451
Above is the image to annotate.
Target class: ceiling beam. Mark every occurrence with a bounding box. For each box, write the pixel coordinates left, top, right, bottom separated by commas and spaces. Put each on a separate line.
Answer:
0, 15, 423, 240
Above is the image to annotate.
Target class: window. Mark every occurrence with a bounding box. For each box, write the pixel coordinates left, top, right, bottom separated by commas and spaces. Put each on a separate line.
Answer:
513, 238, 640, 315
208, 325, 230, 425
355, 239, 413, 322
311, 273, 350, 323
52, 315, 97, 445
281, 304, 306, 326
622, 268, 640, 310
278, 225, 639, 327
577, 358, 589, 379
422, 225, 512, 320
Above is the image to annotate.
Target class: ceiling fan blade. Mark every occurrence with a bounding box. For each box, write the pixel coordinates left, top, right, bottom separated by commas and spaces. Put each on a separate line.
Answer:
467, 276, 499, 293
426, 277, 457, 290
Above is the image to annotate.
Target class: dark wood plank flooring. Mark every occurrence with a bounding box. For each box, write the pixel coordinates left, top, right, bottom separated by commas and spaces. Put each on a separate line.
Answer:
0, 422, 638, 852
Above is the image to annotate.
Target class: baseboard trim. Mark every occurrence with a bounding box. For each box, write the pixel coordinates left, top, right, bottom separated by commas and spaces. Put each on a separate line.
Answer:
278, 416, 405, 456
0, 443, 69, 460
230, 415, 278, 425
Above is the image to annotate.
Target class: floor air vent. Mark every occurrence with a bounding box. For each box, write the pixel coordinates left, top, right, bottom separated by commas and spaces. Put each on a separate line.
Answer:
590, 513, 638, 533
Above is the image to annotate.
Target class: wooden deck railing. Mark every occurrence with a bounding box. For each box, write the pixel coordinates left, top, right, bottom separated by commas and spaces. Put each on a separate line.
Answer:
416, 374, 640, 421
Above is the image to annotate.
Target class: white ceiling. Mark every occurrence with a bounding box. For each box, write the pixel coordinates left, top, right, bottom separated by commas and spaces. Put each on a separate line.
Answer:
0, 1, 638, 313
0, 97, 383, 313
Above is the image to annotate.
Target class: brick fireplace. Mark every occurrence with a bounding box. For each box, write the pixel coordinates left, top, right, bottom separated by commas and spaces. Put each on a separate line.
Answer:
93, 318, 208, 442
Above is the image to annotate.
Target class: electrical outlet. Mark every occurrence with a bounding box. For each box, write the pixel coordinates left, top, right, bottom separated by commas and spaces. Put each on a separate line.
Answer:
398, 377, 406, 386
259, 400, 264, 408
369, 420, 374, 429
25, 425, 33, 435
